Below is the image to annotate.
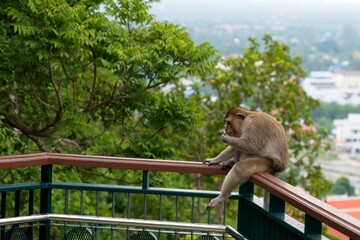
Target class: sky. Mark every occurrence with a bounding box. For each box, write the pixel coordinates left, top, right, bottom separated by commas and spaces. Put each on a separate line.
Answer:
151, 0, 360, 23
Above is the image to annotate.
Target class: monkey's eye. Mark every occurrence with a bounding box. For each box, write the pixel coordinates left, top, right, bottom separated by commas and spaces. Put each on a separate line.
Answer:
225, 121, 231, 126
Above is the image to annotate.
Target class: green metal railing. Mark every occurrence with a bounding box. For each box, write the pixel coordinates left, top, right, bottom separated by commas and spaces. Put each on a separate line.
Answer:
0, 153, 360, 240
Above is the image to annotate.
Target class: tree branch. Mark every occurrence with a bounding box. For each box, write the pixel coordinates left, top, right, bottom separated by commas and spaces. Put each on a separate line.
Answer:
85, 61, 97, 112
26, 134, 50, 152
29, 81, 58, 112
1, 62, 64, 138
83, 75, 171, 113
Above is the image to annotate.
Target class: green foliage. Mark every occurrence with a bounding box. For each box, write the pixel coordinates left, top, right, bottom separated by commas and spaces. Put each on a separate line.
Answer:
0, 0, 218, 155
186, 35, 332, 199
0, 0, 334, 232
331, 176, 355, 196
0, 0, 218, 237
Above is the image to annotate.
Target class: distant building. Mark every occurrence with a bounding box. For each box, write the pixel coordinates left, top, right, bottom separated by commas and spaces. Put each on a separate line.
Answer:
326, 197, 360, 240
301, 71, 360, 105
332, 114, 360, 157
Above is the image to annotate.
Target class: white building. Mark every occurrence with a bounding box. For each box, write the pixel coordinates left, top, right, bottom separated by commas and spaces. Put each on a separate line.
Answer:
301, 71, 360, 105
332, 114, 360, 157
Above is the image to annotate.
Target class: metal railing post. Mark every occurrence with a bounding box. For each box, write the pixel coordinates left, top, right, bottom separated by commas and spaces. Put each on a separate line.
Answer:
237, 181, 254, 238
142, 170, 150, 220
40, 164, 52, 240
305, 213, 322, 237
142, 170, 150, 190
269, 193, 285, 214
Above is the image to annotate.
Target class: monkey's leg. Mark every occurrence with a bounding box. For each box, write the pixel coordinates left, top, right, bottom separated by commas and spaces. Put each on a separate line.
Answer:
203, 146, 234, 165
207, 157, 271, 210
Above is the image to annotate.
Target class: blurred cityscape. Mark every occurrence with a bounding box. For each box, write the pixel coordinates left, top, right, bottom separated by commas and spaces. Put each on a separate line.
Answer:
151, 2, 360, 235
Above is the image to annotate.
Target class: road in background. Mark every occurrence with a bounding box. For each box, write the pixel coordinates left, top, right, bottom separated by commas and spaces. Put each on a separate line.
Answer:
318, 154, 360, 196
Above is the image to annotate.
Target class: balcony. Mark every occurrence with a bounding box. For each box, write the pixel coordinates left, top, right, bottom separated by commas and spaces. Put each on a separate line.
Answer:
0, 153, 359, 240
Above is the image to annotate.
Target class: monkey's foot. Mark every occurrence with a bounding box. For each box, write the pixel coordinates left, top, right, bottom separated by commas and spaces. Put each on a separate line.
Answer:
206, 196, 226, 211
219, 161, 234, 169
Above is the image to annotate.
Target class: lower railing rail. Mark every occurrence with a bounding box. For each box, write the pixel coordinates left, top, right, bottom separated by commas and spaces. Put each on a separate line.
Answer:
0, 214, 245, 239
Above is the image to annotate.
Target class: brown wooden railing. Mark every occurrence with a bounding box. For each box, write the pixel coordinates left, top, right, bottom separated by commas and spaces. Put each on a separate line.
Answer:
0, 153, 360, 240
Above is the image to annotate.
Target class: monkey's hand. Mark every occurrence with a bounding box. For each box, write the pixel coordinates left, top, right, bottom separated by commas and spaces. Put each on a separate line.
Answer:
220, 133, 231, 144
203, 159, 219, 166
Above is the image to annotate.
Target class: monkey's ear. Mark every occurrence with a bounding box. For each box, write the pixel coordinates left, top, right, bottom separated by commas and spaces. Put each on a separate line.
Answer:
236, 113, 246, 120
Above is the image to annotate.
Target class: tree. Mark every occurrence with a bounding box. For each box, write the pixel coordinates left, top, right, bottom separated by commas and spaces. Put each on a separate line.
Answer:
0, 1, 220, 238
0, 0, 333, 230
0, 0, 218, 157
331, 176, 355, 196
183, 35, 332, 201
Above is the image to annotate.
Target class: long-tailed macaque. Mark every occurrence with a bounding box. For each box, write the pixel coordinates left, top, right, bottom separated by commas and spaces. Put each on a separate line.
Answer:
203, 107, 288, 210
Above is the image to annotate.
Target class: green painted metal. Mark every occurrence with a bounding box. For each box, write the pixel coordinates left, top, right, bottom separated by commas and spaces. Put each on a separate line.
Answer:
269, 193, 285, 213
142, 171, 150, 190
305, 214, 322, 238
40, 164, 52, 240
237, 181, 254, 237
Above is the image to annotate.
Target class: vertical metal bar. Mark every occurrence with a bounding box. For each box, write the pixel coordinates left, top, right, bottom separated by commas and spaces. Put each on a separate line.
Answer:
80, 190, 84, 215
112, 192, 115, 217
223, 201, 227, 225
158, 194, 162, 238
28, 189, 34, 215
65, 190, 69, 214
207, 198, 211, 224
269, 194, 285, 213
111, 192, 115, 240
142, 171, 149, 221
95, 191, 99, 239
237, 181, 254, 238
127, 193, 131, 218
223, 201, 227, 239
96, 191, 100, 216
1, 192, 6, 239
39, 164, 52, 240
142, 171, 150, 190
64, 189, 69, 239
175, 196, 179, 239
15, 190, 20, 217
175, 196, 179, 221
143, 193, 147, 220
159, 195, 162, 220
191, 197, 195, 223
29, 189, 34, 240
127, 193, 131, 240
305, 213, 322, 236
191, 197, 195, 239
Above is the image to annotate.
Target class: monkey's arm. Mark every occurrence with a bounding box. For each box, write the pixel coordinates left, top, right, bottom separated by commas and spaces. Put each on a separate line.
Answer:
203, 146, 234, 165
221, 134, 260, 155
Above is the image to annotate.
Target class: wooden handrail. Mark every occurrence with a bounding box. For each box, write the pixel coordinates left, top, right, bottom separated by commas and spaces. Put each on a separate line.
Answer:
1, 153, 359, 239
0, 152, 228, 175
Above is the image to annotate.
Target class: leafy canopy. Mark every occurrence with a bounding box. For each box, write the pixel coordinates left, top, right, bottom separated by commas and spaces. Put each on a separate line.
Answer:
0, 0, 331, 202
0, 0, 219, 156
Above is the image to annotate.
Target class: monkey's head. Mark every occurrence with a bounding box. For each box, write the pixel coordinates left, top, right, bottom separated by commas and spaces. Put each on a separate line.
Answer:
223, 107, 247, 137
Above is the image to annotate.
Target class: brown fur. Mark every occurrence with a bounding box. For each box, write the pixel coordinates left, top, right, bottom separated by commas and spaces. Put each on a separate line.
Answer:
203, 107, 288, 210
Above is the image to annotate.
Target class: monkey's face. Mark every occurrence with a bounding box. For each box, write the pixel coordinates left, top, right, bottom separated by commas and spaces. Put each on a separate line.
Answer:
224, 111, 245, 137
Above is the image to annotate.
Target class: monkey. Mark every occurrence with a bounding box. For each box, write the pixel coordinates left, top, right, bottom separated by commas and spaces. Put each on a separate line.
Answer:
203, 107, 288, 210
